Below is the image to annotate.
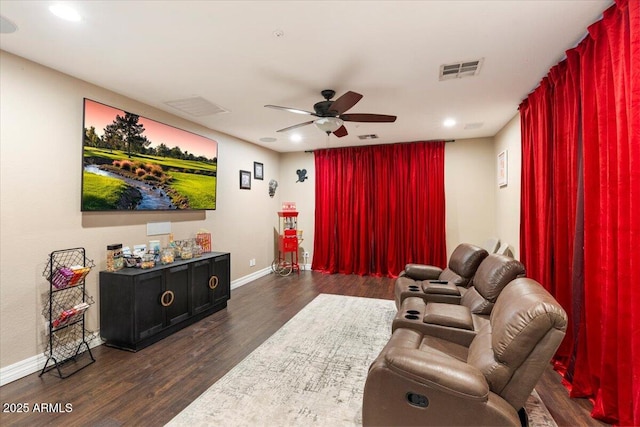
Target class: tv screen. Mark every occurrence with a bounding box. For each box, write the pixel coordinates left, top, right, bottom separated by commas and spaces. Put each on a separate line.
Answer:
82, 98, 217, 211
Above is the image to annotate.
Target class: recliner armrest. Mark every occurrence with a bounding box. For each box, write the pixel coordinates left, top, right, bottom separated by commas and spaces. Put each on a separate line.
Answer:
403, 264, 442, 280
384, 347, 489, 401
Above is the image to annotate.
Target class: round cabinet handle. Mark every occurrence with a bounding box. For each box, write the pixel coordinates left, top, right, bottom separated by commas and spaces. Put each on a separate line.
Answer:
209, 275, 219, 290
161, 290, 175, 307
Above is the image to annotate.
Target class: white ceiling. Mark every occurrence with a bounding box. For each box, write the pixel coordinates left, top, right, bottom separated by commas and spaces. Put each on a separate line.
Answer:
0, 0, 611, 153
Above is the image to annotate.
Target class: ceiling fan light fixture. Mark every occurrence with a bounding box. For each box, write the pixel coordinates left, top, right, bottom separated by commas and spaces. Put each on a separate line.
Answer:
315, 117, 343, 134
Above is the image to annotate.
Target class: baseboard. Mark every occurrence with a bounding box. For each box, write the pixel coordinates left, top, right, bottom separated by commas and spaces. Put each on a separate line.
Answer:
231, 266, 272, 290
0, 335, 104, 387
1, 265, 301, 386
230, 264, 312, 290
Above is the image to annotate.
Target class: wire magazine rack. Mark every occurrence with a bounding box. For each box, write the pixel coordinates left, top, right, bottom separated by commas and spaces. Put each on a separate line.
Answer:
40, 247, 96, 378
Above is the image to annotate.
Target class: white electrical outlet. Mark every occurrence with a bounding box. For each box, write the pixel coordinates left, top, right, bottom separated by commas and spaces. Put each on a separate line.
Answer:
249, 258, 256, 267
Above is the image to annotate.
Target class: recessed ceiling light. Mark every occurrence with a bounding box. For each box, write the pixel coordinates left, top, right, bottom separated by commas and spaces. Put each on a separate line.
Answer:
290, 134, 302, 143
443, 118, 456, 127
49, 4, 81, 22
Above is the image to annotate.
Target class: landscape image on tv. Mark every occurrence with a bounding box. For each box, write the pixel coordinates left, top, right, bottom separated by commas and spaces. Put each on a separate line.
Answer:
82, 99, 217, 211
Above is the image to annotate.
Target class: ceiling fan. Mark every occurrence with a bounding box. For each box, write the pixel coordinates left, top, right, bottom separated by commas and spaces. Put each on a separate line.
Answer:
265, 89, 397, 137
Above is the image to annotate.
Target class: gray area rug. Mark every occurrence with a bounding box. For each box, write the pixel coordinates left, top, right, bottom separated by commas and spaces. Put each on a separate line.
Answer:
167, 294, 556, 427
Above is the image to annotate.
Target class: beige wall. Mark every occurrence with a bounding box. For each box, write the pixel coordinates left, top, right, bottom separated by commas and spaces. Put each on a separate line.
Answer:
0, 50, 508, 375
444, 138, 497, 258
493, 115, 522, 259
0, 51, 281, 369
279, 152, 315, 266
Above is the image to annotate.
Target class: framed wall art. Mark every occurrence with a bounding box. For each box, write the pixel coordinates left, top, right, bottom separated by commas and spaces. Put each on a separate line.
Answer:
240, 170, 251, 190
254, 162, 264, 180
497, 149, 508, 187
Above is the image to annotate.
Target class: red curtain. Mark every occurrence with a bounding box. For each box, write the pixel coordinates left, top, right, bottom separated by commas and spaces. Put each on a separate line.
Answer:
519, 0, 640, 424
312, 141, 446, 277
519, 77, 553, 288
577, 1, 639, 423
550, 51, 582, 365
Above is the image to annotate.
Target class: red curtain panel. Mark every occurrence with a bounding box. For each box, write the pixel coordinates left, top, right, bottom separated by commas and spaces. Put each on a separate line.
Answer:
519, 0, 639, 424
519, 78, 553, 289
550, 51, 583, 368
312, 141, 446, 277
579, 2, 638, 423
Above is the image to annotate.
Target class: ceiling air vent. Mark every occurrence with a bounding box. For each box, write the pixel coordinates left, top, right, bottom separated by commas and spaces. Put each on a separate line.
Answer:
439, 58, 484, 81
358, 134, 379, 140
464, 122, 484, 130
164, 97, 229, 117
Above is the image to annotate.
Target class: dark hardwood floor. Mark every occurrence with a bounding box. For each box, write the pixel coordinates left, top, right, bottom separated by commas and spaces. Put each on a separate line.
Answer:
0, 271, 607, 426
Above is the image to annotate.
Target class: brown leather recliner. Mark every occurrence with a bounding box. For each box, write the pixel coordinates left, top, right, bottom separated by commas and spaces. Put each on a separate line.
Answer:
363, 278, 568, 426
395, 243, 488, 308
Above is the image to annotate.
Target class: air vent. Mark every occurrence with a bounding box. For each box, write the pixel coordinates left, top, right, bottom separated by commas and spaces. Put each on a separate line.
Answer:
358, 134, 379, 140
464, 122, 484, 130
439, 58, 484, 81
164, 97, 229, 117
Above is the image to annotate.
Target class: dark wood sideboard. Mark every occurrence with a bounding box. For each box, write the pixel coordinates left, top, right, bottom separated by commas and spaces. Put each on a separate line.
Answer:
99, 251, 230, 351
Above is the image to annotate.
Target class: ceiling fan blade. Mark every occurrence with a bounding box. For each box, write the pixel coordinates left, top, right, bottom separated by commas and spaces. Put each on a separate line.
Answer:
328, 91, 363, 115
340, 113, 397, 123
276, 121, 315, 133
265, 105, 315, 116
333, 125, 348, 137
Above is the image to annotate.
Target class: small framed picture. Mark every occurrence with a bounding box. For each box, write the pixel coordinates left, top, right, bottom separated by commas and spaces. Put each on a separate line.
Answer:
254, 162, 264, 180
497, 150, 508, 187
240, 170, 251, 190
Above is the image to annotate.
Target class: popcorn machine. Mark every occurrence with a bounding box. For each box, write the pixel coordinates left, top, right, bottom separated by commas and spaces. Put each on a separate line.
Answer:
272, 208, 300, 276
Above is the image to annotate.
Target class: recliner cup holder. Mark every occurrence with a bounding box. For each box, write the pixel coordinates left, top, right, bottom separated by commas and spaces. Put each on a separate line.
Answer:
404, 314, 420, 320
406, 310, 420, 315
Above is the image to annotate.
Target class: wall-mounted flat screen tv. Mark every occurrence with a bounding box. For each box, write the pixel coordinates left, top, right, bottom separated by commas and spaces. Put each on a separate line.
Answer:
82, 98, 217, 211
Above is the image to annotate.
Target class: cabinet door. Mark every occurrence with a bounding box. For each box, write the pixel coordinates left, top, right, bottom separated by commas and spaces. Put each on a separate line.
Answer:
165, 264, 191, 325
135, 270, 164, 341
212, 254, 230, 304
191, 258, 214, 314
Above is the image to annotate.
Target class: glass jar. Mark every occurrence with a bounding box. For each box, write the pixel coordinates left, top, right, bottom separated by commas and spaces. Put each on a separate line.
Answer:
106, 243, 123, 272
193, 243, 203, 258
180, 243, 193, 260
141, 253, 156, 269
160, 248, 175, 265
